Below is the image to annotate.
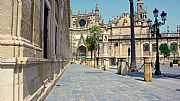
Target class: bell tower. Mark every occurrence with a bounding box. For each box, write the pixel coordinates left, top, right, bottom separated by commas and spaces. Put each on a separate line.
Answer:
137, 0, 147, 20
95, 3, 99, 15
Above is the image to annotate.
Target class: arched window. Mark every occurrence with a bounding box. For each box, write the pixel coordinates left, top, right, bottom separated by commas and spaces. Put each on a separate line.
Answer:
140, 14, 143, 19
143, 43, 149, 51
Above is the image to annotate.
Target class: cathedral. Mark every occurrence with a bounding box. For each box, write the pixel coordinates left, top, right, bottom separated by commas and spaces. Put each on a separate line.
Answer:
0, 0, 70, 100
70, 0, 179, 65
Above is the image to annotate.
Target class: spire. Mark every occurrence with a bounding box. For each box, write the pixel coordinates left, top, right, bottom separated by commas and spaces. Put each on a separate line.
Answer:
92, 9, 94, 13
167, 26, 169, 33
95, 3, 99, 11
95, 3, 99, 15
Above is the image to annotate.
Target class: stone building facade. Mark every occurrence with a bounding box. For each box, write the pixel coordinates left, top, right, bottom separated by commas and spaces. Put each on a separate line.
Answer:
69, 4, 103, 62
70, 0, 180, 65
0, 0, 70, 101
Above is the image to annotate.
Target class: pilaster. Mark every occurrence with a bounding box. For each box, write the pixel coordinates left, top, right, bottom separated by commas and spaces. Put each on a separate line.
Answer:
56, 0, 62, 59
49, 0, 56, 59
0, 58, 18, 101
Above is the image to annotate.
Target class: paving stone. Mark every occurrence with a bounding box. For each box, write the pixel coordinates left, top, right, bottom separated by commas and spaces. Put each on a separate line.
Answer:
45, 64, 180, 101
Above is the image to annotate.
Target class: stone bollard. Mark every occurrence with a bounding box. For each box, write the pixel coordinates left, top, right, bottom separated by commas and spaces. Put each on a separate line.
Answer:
144, 57, 152, 82
104, 58, 109, 71
117, 58, 127, 76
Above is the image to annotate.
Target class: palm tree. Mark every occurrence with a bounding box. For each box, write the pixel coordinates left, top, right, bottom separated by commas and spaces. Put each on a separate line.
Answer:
85, 35, 95, 60
86, 25, 100, 61
129, 0, 137, 72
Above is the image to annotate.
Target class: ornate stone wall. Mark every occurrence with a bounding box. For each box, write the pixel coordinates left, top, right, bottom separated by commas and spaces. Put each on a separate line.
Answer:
0, 0, 71, 101
33, 0, 41, 47
21, 0, 32, 42
0, 1, 12, 36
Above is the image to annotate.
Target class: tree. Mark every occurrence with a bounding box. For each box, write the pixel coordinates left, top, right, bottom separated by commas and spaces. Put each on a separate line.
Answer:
90, 25, 100, 43
170, 43, 178, 59
159, 43, 170, 63
85, 35, 95, 60
129, 0, 137, 72
85, 25, 100, 60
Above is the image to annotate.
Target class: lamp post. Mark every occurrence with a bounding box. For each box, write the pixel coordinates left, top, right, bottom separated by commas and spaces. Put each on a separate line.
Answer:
147, 19, 152, 58
94, 33, 96, 68
129, 0, 137, 71
97, 43, 100, 66
147, 8, 167, 75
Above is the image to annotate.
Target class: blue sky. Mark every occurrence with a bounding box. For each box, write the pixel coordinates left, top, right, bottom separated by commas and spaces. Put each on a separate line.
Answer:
71, 0, 180, 32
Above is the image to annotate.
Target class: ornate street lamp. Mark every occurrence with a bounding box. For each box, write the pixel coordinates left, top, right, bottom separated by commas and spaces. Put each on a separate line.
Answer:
97, 43, 100, 66
148, 8, 167, 75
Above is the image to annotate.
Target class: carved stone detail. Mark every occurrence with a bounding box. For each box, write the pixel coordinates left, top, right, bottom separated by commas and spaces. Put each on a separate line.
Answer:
0, 1, 12, 35
21, 0, 32, 42
33, 1, 41, 46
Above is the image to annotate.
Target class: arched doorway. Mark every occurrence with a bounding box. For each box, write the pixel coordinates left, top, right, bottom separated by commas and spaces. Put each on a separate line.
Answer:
76, 45, 87, 62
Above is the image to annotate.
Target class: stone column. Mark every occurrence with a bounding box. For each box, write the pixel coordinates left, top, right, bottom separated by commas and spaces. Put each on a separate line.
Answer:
50, 0, 56, 59
0, 0, 21, 58
56, 0, 62, 60
144, 57, 152, 82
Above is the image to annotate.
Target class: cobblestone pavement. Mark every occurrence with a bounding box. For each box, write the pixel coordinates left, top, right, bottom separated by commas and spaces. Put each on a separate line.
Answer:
45, 64, 180, 101
109, 64, 180, 78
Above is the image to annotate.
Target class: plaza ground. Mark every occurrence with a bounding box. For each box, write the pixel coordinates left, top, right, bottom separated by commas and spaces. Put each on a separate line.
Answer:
45, 64, 180, 101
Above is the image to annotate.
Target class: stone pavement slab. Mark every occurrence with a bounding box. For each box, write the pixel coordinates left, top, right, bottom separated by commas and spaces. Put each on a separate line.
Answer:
45, 64, 180, 101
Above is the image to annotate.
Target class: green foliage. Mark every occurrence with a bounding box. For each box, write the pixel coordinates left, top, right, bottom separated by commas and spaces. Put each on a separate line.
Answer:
85, 35, 95, 51
85, 25, 100, 60
159, 43, 170, 58
90, 25, 100, 43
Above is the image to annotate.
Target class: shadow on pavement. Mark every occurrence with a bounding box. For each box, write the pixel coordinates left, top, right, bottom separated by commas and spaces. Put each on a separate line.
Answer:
127, 71, 180, 80
85, 72, 103, 74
